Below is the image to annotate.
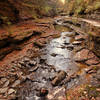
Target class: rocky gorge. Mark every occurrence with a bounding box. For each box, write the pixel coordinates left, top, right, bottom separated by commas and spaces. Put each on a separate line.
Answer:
0, 0, 100, 100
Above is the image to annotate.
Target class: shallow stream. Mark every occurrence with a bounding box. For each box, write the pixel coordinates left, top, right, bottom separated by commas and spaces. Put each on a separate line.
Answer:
17, 30, 85, 100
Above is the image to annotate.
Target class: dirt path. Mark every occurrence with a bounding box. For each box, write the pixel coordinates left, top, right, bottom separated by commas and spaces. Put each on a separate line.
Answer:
63, 16, 100, 27
81, 18, 100, 27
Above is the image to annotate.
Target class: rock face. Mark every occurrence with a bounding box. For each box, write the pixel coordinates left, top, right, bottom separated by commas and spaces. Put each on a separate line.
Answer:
74, 49, 93, 62
51, 71, 67, 86
0, 87, 8, 94
0, 29, 42, 60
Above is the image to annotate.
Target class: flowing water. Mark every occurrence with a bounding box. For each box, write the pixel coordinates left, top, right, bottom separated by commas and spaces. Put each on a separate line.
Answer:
41, 32, 79, 75
17, 31, 85, 100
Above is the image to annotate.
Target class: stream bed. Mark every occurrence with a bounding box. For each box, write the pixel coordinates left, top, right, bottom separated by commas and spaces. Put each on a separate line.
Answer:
41, 32, 79, 75
17, 30, 87, 100
0, 17, 100, 100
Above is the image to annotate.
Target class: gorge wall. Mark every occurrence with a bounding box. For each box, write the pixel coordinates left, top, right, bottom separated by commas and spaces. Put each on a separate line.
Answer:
0, 0, 60, 25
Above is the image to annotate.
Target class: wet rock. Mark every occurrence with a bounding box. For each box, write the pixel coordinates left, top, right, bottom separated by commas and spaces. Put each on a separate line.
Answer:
72, 41, 82, 45
34, 42, 45, 48
0, 87, 8, 94
94, 75, 100, 81
17, 63, 22, 68
52, 33, 61, 38
37, 87, 48, 97
84, 67, 94, 73
40, 32, 52, 38
67, 46, 74, 51
8, 88, 16, 95
94, 63, 100, 68
97, 69, 100, 74
28, 60, 37, 66
29, 66, 39, 72
3, 80, 10, 87
64, 42, 70, 45
47, 87, 66, 100
23, 57, 30, 62
12, 80, 21, 87
65, 32, 75, 37
19, 61, 25, 66
26, 96, 38, 100
0, 78, 7, 85
51, 53, 57, 57
74, 32, 80, 35
87, 70, 96, 74
26, 64, 31, 68
75, 34, 86, 41
20, 75, 27, 82
85, 58, 100, 66
16, 71, 26, 81
71, 74, 79, 79
26, 72, 35, 81
40, 59, 46, 64
74, 49, 94, 62
61, 46, 66, 49
8, 94, 17, 100
74, 47, 85, 52
33, 30, 42, 36
60, 75, 72, 85
85, 66, 97, 74
16, 71, 23, 78
34, 38, 46, 48
51, 71, 67, 86
19, 59, 36, 68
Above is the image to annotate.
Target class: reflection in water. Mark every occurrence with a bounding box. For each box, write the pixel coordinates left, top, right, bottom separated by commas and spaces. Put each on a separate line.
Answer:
42, 32, 79, 75
18, 32, 82, 100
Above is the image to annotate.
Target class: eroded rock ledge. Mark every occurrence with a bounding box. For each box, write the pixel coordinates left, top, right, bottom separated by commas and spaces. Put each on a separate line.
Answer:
0, 18, 59, 60
54, 16, 100, 57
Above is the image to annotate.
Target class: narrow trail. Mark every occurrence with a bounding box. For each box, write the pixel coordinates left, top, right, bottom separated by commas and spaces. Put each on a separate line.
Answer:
81, 19, 100, 27
63, 16, 100, 27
